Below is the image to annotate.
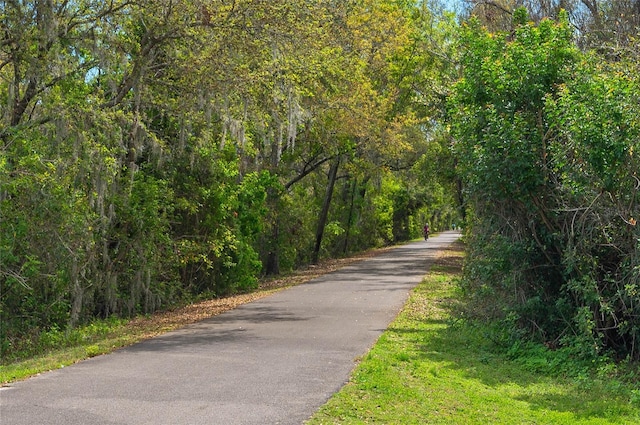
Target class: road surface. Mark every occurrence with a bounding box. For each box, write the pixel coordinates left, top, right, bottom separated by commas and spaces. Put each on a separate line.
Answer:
0, 231, 460, 425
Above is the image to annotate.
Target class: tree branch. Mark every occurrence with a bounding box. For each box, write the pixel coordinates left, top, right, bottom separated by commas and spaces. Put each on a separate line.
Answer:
284, 154, 334, 190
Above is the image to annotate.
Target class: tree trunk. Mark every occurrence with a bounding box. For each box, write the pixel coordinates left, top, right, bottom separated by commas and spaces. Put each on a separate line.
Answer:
312, 157, 340, 264
343, 178, 358, 255
68, 258, 82, 329
264, 187, 282, 275
265, 219, 280, 275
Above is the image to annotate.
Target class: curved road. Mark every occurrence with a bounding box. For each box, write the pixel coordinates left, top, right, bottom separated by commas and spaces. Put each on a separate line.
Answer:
0, 231, 460, 425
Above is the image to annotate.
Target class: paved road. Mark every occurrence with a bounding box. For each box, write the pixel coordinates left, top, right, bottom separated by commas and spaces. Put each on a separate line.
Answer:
0, 231, 460, 425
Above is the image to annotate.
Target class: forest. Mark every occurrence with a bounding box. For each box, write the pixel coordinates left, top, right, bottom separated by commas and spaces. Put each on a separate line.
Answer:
1, 0, 639, 362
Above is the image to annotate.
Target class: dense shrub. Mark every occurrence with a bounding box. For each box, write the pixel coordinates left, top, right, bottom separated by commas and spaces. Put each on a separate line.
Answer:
451, 9, 640, 360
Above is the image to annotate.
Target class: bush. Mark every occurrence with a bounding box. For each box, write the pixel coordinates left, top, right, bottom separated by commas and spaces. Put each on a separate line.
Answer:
451, 10, 640, 360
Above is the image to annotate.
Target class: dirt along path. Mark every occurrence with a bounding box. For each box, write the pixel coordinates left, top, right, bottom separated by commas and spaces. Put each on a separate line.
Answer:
0, 231, 461, 425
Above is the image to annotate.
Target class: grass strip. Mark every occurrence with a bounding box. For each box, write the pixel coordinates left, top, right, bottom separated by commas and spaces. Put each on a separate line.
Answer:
307, 243, 640, 425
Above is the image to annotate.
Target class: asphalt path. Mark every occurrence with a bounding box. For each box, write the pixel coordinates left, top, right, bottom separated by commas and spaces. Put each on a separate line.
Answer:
0, 231, 460, 425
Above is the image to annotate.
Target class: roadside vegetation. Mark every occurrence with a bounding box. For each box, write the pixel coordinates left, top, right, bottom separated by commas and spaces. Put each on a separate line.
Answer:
451, 7, 640, 364
308, 242, 640, 424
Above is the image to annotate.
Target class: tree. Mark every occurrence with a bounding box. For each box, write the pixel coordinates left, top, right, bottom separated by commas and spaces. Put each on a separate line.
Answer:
459, 0, 640, 51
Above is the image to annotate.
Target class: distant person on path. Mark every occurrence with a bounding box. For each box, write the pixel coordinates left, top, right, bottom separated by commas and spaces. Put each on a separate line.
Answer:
423, 224, 430, 240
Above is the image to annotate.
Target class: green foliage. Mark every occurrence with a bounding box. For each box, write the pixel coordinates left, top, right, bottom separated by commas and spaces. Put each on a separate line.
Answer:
0, 0, 453, 359
450, 11, 640, 360
171, 148, 267, 296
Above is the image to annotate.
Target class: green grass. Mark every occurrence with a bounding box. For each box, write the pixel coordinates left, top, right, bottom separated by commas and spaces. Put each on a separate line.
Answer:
307, 249, 640, 425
